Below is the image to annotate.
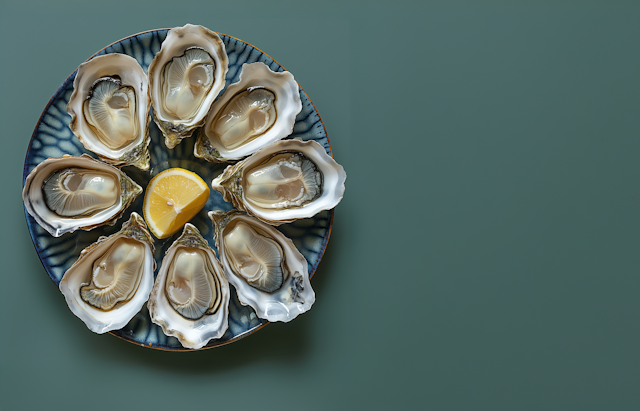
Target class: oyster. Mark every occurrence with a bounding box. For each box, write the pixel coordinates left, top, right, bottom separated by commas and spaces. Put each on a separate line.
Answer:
67, 53, 151, 170
210, 210, 314, 322
148, 224, 230, 349
22, 154, 142, 237
194, 62, 302, 162
148, 24, 228, 148
211, 139, 346, 225
58, 213, 155, 333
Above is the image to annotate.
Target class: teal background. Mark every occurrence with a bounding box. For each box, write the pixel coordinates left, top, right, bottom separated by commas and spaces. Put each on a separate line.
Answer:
2, 0, 640, 410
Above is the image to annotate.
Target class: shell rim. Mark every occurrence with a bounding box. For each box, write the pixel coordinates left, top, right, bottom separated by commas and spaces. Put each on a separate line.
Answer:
200, 62, 303, 161
22, 28, 335, 352
66, 53, 151, 164
147, 24, 229, 130
22, 154, 142, 237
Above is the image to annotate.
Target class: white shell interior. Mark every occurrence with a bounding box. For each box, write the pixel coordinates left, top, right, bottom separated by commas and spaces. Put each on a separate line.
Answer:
22, 155, 141, 237
212, 139, 346, 224
58, 213, 155, 334
66, 54, 149, 167
148, 24, 228, 129
200, 62, 302, 161
148, 224, 230, 349
211, 211, 315, 322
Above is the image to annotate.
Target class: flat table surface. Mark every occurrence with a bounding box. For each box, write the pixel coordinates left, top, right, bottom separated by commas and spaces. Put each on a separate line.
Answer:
2, 1, 640, 410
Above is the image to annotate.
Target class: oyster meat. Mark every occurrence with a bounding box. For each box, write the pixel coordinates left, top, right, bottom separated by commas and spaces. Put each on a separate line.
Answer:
84, 77, 138, 150
42, 167, 119, 217
23, 154, 142, 237
58, 213, 156, 333
210, 210, 314, 322
148, 224, 230, 349
67, 53, 151, 170
211, 139, 346, 225
161, 48, 215, 120
148, 24, 228, 148
243, 152, 322, 210
195, 62, 302, 162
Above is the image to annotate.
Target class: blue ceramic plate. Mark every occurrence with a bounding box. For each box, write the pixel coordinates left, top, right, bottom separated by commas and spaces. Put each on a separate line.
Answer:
23, 29, 333, 351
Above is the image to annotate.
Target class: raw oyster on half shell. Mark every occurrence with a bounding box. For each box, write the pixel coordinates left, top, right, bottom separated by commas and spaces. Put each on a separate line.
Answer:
195, 62, 302, 162
22, 154, 142, 237
210, 210, 314, 322
148, 24, 228, 148
67, 53, 151, 170
211, 139, 346, 225
148, 224, 230, 349
58, 213, 155, 333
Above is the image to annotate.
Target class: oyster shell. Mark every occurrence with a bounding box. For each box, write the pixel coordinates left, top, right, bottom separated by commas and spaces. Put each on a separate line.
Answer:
194, 62, 302, 162
210, 210, 314, 322
67, 53, 151, 170
211, 139, 346, 225
58, 213, 155, 333
22, 154, 142, 237
148, 224, 230, 349
148, 24, 229, 148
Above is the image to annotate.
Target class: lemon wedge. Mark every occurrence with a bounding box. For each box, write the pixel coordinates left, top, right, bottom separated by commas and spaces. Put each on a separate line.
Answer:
143, 168, 210, 239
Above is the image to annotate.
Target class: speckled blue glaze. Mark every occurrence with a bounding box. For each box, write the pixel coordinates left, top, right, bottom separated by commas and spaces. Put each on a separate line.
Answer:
22, 29, 333, 351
